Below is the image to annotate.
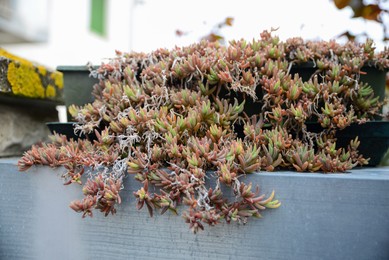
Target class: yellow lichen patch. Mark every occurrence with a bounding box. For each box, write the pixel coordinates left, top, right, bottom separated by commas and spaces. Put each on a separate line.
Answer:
1, 48, 64, 101
50, 71, 64, 89
0, 49, 32, 66
37, 65, 47, 76
7, 62, 45, 98
45, 84, 56, 98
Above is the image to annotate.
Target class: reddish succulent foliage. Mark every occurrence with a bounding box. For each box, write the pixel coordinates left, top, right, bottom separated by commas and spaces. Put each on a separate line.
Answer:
18, 29, 388, 232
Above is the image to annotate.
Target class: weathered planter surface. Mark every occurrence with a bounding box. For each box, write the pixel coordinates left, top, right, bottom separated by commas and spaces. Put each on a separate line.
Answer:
1, 158, 389, 260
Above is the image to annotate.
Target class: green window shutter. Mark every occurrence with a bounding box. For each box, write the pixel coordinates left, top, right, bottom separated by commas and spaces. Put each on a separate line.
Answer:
90, 0, 106, 36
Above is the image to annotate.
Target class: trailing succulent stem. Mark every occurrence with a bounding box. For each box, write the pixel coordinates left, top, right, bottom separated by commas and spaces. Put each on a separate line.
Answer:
18, 29, 388, 233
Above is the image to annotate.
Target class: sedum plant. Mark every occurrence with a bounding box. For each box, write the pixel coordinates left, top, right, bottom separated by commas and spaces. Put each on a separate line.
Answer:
18, 29, 388, 233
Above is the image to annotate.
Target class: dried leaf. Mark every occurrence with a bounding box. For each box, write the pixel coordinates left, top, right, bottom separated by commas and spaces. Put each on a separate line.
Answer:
334, 0, 351, 9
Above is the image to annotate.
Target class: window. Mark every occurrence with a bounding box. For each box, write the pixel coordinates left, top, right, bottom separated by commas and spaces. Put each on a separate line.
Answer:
90, 0, 106, 36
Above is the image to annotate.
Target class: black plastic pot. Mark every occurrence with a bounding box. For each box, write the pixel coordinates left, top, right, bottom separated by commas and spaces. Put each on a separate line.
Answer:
289, 62, 387, 104
56, 65, 99, 120
46, 122, 97, 141
233, 62, 387, 118
307, 121, 389, 166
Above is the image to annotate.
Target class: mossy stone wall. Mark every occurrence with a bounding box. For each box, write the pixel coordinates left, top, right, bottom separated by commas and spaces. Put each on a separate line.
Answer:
0, 49, 61, 156
0, 48, 64, 102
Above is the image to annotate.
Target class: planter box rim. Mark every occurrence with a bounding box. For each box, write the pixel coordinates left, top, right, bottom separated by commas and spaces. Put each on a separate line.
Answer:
56, 65, 99, 72
4, 157, 389, 181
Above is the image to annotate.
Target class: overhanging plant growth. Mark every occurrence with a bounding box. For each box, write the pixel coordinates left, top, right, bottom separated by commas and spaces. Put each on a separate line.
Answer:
18, 30, 388, 233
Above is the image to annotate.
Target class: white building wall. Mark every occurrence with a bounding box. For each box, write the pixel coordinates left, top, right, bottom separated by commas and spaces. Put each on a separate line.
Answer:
0, 0, 48, 42
1, 0, 387, 70
2, 0, 134, 70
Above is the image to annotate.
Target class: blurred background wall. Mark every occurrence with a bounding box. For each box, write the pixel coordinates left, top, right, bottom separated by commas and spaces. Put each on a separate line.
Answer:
0, 0, 387, 69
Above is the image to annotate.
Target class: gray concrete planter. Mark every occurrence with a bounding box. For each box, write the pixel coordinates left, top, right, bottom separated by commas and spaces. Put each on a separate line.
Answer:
1, 158, 389, 260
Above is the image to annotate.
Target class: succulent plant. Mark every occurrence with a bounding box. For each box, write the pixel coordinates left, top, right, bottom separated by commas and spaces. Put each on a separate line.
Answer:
18, 29, 388, 233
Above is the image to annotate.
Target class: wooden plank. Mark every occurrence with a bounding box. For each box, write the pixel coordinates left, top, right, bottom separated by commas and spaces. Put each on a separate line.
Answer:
1, 158, 389, 260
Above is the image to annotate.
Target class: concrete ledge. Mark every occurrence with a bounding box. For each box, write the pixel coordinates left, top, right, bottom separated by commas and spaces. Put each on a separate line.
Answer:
0, 102, 58, 157
1, 158, 389, 260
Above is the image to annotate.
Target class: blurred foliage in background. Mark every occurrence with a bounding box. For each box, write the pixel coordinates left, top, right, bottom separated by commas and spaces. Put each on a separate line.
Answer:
333, 0, 388, 42
177, 1, 388, 93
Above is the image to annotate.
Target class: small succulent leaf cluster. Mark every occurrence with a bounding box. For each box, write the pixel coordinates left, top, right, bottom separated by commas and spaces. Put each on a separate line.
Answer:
18, 29, 388, 233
